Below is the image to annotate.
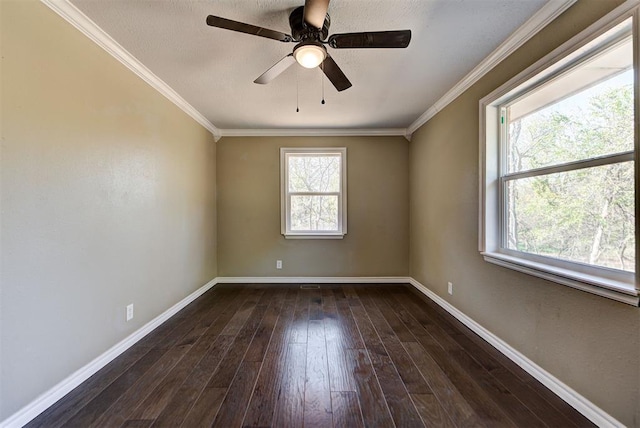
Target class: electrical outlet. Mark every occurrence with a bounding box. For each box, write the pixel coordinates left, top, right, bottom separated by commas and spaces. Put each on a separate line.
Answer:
276, 260, 283, 269
126, 304, 134, 321
447, 282, 453, 295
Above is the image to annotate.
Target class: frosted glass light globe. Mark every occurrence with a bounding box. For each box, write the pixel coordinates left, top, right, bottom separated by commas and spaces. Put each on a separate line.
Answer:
294, 44, 326, 68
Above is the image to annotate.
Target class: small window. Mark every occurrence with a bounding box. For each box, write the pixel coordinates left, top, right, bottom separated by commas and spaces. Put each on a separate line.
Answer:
480, 15, 638, 305
281, 147, 347, 239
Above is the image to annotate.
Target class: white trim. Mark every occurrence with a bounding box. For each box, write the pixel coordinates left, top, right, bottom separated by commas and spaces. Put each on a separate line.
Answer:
280, 147, 347, 238
407, 278, 625, 428
220, 128, 409, 139
39, 0, 222, 142
406, 0, 577, 136
283, 234, 345, 239
483, 253, 639, 306
215, 276, 411, 284
0, 278, 219, 428
1, 275, 625, 428
479, 3, 639, 306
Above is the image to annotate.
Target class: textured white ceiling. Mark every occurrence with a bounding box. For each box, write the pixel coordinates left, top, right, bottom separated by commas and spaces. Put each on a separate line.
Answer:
69, 0, 549, 130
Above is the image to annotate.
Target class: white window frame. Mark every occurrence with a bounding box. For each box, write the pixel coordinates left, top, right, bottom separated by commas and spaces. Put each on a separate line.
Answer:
280, 147, 347, 239
479, 3, 640, 305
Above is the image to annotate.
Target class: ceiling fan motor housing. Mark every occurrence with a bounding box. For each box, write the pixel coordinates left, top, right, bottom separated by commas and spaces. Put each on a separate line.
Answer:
289, 6, 330, 41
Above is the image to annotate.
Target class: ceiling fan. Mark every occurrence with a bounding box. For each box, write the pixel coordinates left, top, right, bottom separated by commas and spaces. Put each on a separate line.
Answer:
206, 0, 411, 92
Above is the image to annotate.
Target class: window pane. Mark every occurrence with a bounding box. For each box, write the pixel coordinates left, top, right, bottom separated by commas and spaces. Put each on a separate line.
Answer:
505, 161, 635, 272
288, 155, 340, 192
506, 36, 633, 173
291, 195, 338, 231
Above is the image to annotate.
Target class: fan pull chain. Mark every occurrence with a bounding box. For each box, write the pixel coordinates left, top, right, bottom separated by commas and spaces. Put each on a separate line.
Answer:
321, 61, 325, 105
296, 66, 300, 112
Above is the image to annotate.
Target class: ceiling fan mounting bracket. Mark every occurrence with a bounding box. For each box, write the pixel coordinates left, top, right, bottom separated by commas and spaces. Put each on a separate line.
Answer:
289, 6, 330, 42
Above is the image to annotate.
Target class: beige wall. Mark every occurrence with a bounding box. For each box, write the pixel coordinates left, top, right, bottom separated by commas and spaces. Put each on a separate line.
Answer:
217, 136, 409, 277
409, 0, 639, 425
0, 1, 217, 419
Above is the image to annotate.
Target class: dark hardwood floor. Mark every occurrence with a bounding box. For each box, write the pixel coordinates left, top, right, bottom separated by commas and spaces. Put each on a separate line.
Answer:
27, 284, 594, 427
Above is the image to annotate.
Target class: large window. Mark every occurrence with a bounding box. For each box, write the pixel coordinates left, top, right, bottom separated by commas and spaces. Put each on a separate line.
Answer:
281, 147, 347, 239
480, 12, 638, 305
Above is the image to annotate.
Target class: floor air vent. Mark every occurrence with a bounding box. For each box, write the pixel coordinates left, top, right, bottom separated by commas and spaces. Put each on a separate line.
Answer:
300, 284, 320, 289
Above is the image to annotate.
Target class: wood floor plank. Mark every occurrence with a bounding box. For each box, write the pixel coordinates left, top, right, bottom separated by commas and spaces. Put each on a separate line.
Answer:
524, 377, 597, 427
395, 291, 548, 428
126, 290, 243, 421
411, 393, 456, 428
242, 288, 298, 427
31, 284, 593, 428
120, 419, 153, 428
212, 361, 262, 427
452, 330, 583, 427
89, 344, 192, 427
389, 292, 517, 427
370, 287, 416, 342
272, 342, 307, 428
150, 290, 252, 427
134, 288, 221, 350
206, 291, 272, 389
151, 334, 235, 427
180, 387, 227, 427
84, 290, 236, 427
57, 348, 165, 428
407, 287, 533, 380
403, 341, 484, 428
30, 289, 226, 428
357, 288, 430, 394
331, 391, 364, 428
127, 337, 215, 422
332, 287, 365, 350
244, 288, 286, 362
220, 288, 266, 336
304, 317, 333, 427
25, 344, 151, 428
348, 348, 395, 428
415, 293, 594, 428
349, 292, 424, 427
289, 287, 310, 344
323, 287, 357, 392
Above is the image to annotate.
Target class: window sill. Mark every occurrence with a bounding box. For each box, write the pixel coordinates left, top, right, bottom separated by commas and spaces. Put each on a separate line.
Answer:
482, 251, 638, 306
284, 233, 345, 240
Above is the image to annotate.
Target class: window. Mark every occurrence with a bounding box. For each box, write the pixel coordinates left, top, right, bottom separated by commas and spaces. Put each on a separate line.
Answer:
480, 12, 639, 305
281, 147, 347, 239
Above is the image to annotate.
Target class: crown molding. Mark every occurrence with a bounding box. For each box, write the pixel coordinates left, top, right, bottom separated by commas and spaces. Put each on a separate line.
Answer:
219, 128, 410, 140
406, 0, 577, 136
40, 0, 222, 142
41, 0, 578, 143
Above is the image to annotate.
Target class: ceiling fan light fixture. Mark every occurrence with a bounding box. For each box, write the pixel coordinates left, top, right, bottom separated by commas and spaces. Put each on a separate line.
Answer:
293, 42, 326, 68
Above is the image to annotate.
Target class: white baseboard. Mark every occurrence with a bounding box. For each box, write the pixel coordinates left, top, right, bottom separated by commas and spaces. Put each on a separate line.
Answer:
215, 276, 411, 284
0, 278, 219, 428
2, 276, 622, 428
407, 278, 624, 428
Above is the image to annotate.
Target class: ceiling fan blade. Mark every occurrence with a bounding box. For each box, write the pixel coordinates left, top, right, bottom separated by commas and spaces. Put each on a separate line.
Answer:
254, 54, 296, 84
328, 30, 411, 49
303, 0, 330, 29
206, 15, 292, 42
321, 55, 352, 92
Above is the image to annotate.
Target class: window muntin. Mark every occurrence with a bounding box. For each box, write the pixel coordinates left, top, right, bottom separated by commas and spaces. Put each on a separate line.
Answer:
281, 148, 347, 238
480, 13, 638, 304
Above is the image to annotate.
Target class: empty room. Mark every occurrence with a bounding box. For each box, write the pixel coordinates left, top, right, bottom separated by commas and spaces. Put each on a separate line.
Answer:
1, 0, 639, 427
